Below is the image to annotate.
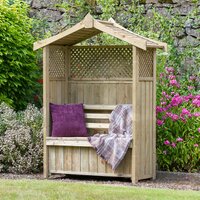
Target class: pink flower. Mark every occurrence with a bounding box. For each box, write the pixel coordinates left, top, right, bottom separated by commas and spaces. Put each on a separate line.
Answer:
182, 108, 190, 115
188, 86, 194, 90
162, 91, 166, 96
193, 112, 200, 117
198, 128, 200, 133
164, 140, 170, 145
156, 106, 163, 113
165, 67, 174, 73
170, 79, 178, 86
161, 102, 167, 106
160, 73, 164, 78
180, 116, 186, 123
172, 114, 179, 121
169, 75, 176, 80
166, 112, 179, 121
190, 76, 196, 81
171, 96, 183, 107
163, 150, 167, 155
171, 142, 176, 148
194, 144, 199, 147
176, 137, 183, 142
192, 99, 200, 107
171, 92, 175, 95
157, 119, 164, 126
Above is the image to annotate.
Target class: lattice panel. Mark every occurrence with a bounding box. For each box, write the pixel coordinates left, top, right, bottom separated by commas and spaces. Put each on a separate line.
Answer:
70, 47, 132, 79
49, 46, 65, 78
138, 49, 154, 77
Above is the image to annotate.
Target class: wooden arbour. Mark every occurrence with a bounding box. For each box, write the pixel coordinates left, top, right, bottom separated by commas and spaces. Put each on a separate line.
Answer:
34, 13, 167, 183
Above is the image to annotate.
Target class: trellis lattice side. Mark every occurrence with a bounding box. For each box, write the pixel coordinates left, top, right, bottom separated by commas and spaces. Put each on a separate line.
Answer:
70, 46, 132, 79
138, 49, 154, 77
49, 46, 65, 79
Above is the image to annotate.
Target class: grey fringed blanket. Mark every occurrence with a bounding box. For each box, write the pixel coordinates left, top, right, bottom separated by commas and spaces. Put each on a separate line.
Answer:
88, 104, 132, 170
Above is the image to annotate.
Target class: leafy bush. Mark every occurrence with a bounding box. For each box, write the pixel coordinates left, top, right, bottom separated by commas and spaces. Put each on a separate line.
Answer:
0, 1, 41, 110
0, 102, 43, 173
156, 67, 200, 172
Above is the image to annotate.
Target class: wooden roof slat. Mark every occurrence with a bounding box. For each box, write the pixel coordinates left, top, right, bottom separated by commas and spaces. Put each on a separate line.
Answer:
33, 13, 167, 51
107, 18, 167, 51
94, 20, 147, 50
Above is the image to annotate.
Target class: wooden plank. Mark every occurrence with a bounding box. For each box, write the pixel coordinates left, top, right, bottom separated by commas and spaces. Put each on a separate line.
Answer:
97, 156, 106, 173
46, 138, 92, 147
86, 123, 109, 129
65, 46, 70, 104
43, 46, 50, 178
141, 82, 146, 178
83, 13, 94, 28
56, 81, 62, 104
33, 22, 85, 50
77, 83, 84, 103
80, 148, 89, 172
132, 46, 140, 183
71, 147, 81, 172
83, 83, 91, 104
139, 77, 154, 81
49, 146, 55, 171
84, 104, 116, 110
94, 20, 147, 50
85, 113, 110, 119
108, 84, 117, 105
46, 137, 133, 148
149, 82, 153, 177
55, 147, 64, 171
88, 148, 98, 173
64, 147, 72, 171
145, 82, 150, 176
125, 84, 132, 104
107, 18, 167, 51
70, 83, 77, 103
123, 149, 131, 175
69, 79, 132, 82
49, 170, 131, 178
101, 84, 109, 104
93, 84, 100, 104
61, 81, 65, 104
70, 45, 132, 49
152, 49, 157, 179
117, 84, 125, 104
106, 163, 113, 174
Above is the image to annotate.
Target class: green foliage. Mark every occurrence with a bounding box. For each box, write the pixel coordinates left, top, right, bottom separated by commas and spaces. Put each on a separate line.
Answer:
0, 0, 40, 110
0, 102, 43, 173
156, 67, 200, 172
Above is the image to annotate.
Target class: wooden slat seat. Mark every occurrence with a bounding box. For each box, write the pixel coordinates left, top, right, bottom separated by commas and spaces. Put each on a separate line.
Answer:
47, 104, 132, 148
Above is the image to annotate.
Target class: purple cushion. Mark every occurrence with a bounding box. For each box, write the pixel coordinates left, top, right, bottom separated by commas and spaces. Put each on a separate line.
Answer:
50, 103, 88, 137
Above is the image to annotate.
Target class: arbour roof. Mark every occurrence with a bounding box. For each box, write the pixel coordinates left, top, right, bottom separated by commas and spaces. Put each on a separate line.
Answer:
33, 13, 167, 51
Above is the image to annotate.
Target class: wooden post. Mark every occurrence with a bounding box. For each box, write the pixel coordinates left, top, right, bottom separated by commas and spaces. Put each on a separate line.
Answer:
43, 46, 50, 178
132, 46, 139, 184
152, 49, 157, 179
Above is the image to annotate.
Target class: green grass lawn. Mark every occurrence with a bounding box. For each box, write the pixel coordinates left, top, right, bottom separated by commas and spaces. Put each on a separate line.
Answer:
0, 179, 199, 200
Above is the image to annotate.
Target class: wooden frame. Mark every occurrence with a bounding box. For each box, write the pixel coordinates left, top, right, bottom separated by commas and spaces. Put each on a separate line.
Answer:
34, 13, 167, 184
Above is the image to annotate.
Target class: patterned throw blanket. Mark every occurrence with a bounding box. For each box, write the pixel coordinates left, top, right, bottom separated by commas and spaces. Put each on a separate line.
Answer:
88, 104, 132, 170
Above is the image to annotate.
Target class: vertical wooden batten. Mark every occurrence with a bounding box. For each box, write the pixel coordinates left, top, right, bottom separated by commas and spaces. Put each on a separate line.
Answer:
132, 46, 140, 183
152, 49, 157, 179
43, 45, 50, 178
65, 46, 70, 103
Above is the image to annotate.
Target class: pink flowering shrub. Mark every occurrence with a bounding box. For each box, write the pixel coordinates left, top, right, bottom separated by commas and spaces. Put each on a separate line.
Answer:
157, 67, 200, 172
0, 103, 43, 173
